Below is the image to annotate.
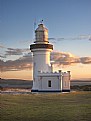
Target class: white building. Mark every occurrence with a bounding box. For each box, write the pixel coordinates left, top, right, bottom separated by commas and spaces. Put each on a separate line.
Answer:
30, 23, 70, 92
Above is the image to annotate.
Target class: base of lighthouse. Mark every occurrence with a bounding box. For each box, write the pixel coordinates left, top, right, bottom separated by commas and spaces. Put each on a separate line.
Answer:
31, 70, 70, 93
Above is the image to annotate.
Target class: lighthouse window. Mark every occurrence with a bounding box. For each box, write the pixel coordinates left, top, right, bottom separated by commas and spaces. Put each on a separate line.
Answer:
48, 80, 51, 87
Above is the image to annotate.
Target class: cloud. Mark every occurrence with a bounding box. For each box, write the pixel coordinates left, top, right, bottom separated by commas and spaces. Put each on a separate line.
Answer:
51, 51, 80, 66
5, 48, 30, 56
80, 57, 91, 64
51, 51, 91, 67
0, 45, 30, 57
49, 34, 91, 42
68, 35, 91, 41
79, 35, 91, 40
0, 51, 91, 72
19, 40, 33, 44
89, 36, 91, 41
0, 45, 6, 58
0, 45, 5, 48
0, 55, 6, 58
0, 53, 33, 72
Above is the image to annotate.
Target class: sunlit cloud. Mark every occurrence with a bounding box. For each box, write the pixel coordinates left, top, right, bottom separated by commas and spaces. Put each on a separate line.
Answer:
0, 53, 33, 72
51, 51, 80, 66
80, 57, 91, 64
51, 51, 91, 67
0, 51, 91, 72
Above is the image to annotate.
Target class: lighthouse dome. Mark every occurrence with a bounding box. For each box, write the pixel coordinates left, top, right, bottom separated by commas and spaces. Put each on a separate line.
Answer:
35, 24, 49, 44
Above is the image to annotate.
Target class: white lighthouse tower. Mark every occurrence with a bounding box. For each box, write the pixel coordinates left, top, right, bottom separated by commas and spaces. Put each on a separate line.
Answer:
30, 23, 53, 91
30, 23, 70, 92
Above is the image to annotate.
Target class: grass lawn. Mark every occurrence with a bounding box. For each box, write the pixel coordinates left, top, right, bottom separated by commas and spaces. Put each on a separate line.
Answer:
0, 91, 91, 121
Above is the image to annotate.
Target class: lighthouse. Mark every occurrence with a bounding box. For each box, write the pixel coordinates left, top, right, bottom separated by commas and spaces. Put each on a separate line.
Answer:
30, 23, 70, 92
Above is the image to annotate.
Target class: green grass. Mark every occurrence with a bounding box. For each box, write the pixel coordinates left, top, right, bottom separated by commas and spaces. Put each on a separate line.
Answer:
0, 91, 91, 121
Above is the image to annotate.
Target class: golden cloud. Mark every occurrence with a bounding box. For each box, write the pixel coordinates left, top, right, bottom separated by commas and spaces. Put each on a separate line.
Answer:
0, 51, 91, 72
0, 53, 33, 72
51, 51, 91, 66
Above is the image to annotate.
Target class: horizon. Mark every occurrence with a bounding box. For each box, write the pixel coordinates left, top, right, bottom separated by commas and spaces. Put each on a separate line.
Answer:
0, 0, 91, 80
0, 77, 91, 81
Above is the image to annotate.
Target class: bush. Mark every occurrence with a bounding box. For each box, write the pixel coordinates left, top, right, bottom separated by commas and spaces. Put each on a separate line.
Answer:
71, 85, 91, 91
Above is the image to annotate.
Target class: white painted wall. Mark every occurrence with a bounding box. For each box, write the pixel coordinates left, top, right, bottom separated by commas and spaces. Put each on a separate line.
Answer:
38, 72, 62, 91
38, 75, 61, 91
37, 71, 70, 91
32, 48, 52, 90
62, 73, 70, 91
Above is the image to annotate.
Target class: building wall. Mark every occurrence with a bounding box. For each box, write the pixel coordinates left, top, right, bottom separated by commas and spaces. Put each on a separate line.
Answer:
62, 73, 70, 91
33, 49, 51, 77
32, 49, 52, 90
38, 75, 61, 91
32, 71, 70, 92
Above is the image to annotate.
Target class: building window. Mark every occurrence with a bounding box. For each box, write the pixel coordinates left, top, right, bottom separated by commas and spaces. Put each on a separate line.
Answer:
48, 80, 51, 87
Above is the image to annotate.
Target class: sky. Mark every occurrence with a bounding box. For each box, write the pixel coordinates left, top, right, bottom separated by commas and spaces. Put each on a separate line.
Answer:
0, 0, 91, 80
